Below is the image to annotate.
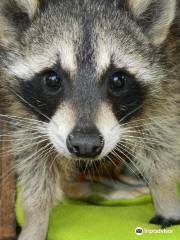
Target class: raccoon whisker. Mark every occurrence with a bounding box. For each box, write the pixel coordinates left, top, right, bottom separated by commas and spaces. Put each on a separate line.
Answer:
120, 139, 156, 154
110, 148, 145, 184
89, 160, 95, 172
94, 158, 114, 182
0, 119, 47, 132
0, 123, 46, 134
122, 135, 159, 143
43, 146, 55, 163
0, 138, 39, 142
117, 105, 143, 124
107, 133, 159, 147
105, 156, 117, 167
135, 128, 154, 135
81, 159, 88, 173
112, 147, 149, 185
101, 157, 117, 182
0, 120, 47, 133
82, 160, 89, 173
120, 138, 160, 149
0, 130, 48, 141
121, 135, 161, 144
0, 113, 47, 125
4, 89, 61, 134
1, 145, 51, 184
110, 115, 170, 132
111, 122, 155, 134
0, 120, 45, 129
117, 142, 140, 162
1, 134, 47, 145
0, 139, 49, 158
76, 159, 82, 172
1, 128, 46, 137
0, 129, 47, 136
6, 86, 52, 123
125, 115, 170, 126
87, 167, 94, 184
127, 125, 164, 134
37, 145, 55, 172
15, 140, 50, 160
91, 160, 103, 181
116, 130, 152, 139
49, 153, 60, 171
76, 159, 80, 171
115, 142, 146, 174
124, 127, 154, 134
95, 165, 104, 182
16, 143, 53, 172
0, 135, 48, 143
124, 125, 160, 133
0, 123, 44, 132
54, 147, 73, 161
117, 140, 157, 176
91, 160, 97, 172
92, 160, 100, 178
15, 148, 51, 165
111, 148, 139, 178
0, 133, 48, 140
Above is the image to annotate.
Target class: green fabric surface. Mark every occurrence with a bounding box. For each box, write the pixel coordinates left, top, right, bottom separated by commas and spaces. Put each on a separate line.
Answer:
16, 192, 180, 240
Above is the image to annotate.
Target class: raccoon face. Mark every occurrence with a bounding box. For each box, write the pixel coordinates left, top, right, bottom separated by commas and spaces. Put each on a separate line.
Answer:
1, 0, 176, 160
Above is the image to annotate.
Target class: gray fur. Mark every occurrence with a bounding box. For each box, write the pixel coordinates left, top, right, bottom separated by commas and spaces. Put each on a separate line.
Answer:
0, 0, 180, 239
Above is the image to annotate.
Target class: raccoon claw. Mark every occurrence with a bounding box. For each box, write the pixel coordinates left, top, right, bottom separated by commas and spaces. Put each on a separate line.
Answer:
149, 215, 163, 225
150, 215, 180, 228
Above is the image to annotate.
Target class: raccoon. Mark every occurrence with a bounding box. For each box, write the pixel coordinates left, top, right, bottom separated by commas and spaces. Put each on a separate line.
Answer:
0, 0, 180, 239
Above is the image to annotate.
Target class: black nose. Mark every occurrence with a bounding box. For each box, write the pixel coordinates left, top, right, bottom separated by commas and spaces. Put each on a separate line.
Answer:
66, 132, 104, 158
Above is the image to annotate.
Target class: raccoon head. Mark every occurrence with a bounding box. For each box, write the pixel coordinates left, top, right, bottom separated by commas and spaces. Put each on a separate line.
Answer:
0, 0, 177, 161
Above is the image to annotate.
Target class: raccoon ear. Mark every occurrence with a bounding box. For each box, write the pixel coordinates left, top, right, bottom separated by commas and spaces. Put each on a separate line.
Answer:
0, 0, 39, 21
0, 0, 39, 46
0, 0, 39, 33
13, 0, 39, 19
128, 0, 176, 45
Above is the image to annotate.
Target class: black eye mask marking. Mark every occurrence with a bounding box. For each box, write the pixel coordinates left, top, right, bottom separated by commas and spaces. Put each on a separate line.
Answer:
101, 67, 146, 123
19, 68, 68, 121
18, 63, 145, 124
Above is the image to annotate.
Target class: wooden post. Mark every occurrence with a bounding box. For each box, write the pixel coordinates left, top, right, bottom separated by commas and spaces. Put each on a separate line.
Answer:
0, 122, 16, 240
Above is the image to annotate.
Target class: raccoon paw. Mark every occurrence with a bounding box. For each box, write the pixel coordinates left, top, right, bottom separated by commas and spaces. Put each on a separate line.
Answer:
150, 215, 180, 228
149, 215, 163, 225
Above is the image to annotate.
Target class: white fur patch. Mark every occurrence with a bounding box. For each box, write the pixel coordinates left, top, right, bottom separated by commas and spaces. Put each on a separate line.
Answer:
58, 42, 77, 73
95, 37, 160, 84
9, 55, 56, 79
128, 0, 152, 17
96, 42, 111, 78
47, 103, 76, 158
16, 0, 39, 19
128, 0, 176, 45
96, 102, 125, 158
8, 41, 76, 80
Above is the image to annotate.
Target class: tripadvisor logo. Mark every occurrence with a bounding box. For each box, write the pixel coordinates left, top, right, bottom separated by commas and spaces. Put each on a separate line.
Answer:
135, 226, 173, 235
135, 227, 143, 235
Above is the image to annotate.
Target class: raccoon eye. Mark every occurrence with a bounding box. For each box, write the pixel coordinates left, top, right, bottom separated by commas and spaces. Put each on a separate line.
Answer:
43, 71, 62, 93
108, 71, 127, 94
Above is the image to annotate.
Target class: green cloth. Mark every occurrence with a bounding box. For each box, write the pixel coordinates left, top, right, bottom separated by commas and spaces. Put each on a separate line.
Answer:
16, 193, 180, 240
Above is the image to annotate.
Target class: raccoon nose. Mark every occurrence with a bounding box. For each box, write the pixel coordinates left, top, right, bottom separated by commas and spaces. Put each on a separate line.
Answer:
66, 132, 104, 158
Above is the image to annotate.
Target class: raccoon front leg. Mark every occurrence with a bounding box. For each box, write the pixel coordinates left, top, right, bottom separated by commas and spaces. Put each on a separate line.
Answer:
18, 204, 50, 240
148, 172, 180, 228
17, 174, 63, 240
17, 183, 53, 240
